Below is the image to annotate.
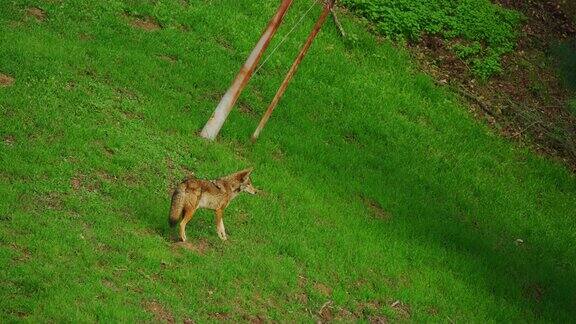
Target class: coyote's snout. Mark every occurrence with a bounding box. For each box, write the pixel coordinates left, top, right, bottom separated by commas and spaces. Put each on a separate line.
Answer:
169, 168, 258, 241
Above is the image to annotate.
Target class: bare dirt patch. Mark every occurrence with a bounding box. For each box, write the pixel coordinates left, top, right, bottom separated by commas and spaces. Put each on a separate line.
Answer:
26, 7, 46, 21
94, 140, 115, 157
70, 177, 82, 191
242, 315, 265, 324
97, 170, 117, 182
102, 279, 119, 292
79, 33, 93, 41
295, 292, 308, 303
360, 196, 391, 220
298, 274, 308, 287
318, 300, 334, 321
237, 100, 257, 116
335, 308, 356, 320
343, 131, 365, 148
319, 303, 384, 322
390, 300, 411, 319
426, 306, 439, 317
103, 146, 115, 156
314, 282, 333, 296
115, 87, 139, 101
209, 312, 230, 320
34, 192, 64, 211
355, 300, 381, 317
293, 274, 310, 304
158, 54, 177, 63
121, 110, 144, 120
272, 147, 285, 161
127, 14, 161, 31
215, 36, 235, 53
142, 300, 174, 323
352, 300, 390, 322
177, 24, 190, 32
70, 174, 100, 192
201, 89, 226, 103
0, 73, 14, 87
119, 172, 141, 186
173, 239, 210, 254
64, 81, 77, 91
3, 135, 15, 145
10, 243, 31, 263
96, 242, 113, 253
14, 310, 29, 319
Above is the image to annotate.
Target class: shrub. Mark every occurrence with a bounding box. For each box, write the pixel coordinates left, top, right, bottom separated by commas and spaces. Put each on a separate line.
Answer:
341, 0, 523, 79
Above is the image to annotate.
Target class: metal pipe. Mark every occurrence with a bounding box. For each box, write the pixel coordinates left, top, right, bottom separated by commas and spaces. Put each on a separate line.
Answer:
252, 0, 334, 141
200, 0, 294, 140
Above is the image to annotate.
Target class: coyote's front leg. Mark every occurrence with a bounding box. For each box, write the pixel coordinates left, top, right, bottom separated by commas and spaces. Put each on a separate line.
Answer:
215, 208, 227, 241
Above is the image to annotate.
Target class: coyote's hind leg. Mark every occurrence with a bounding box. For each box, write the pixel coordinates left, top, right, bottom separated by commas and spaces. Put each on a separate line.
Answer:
179, 197, 198, 242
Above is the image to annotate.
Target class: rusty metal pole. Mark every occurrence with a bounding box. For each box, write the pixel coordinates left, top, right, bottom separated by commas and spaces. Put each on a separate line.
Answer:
200, 0, 294, 140
252, 0, 334, 141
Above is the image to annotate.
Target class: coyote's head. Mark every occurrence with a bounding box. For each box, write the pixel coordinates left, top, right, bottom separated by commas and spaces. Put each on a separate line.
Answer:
232, 168, 259, 195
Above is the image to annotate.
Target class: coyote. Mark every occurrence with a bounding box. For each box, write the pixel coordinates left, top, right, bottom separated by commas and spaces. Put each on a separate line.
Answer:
169, 168, 258, 242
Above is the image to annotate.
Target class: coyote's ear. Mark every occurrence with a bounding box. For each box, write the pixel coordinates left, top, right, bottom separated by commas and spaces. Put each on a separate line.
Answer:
235, 168, 253, 181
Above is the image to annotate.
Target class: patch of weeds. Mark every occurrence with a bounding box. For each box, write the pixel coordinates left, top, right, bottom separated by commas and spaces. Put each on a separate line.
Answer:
341, 0, 523, 79
452, 41, 482, 60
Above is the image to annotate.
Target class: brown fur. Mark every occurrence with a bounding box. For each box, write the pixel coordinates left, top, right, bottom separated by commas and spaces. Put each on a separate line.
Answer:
169, 168, 258, 241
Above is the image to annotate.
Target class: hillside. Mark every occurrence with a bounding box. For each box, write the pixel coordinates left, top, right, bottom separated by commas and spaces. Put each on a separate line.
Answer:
1, 0, 576, 322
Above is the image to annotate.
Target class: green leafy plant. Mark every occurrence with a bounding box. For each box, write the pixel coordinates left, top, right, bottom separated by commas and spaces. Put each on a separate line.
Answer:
341, 0, 523, 79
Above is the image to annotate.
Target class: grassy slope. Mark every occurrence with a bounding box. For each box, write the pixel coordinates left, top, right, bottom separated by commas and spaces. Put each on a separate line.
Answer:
1, 0, 575, 322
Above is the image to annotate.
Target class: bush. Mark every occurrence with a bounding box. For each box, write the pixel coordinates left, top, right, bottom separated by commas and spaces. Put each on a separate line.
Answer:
341, 0, 523, 79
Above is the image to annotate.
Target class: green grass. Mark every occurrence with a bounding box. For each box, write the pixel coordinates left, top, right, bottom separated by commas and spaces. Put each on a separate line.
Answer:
1, 0, 575, 322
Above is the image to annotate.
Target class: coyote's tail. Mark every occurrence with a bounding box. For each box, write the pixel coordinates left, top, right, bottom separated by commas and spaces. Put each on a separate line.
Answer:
169, 187, 185, 227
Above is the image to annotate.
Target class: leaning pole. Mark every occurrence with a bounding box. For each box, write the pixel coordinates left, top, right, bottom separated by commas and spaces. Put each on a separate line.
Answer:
252, 0, 335, 141
200, 0, 294, 140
